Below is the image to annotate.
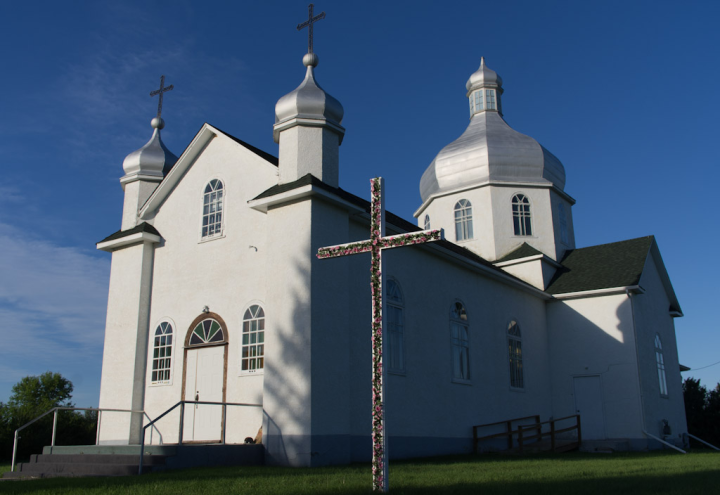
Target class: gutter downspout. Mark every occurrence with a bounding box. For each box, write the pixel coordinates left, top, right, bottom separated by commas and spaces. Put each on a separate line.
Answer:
627, 290, 648, 439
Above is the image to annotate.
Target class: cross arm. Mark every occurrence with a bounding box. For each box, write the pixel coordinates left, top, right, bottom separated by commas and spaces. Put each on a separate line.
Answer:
150, 85, 173, 97
297, 12, 325, 30
379, 229, 443, 250
317, 239, 373, 259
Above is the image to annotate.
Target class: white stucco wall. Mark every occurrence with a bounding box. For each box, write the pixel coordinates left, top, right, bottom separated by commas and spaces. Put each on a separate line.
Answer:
547, 294, 645, 441
632, 250, 687, 445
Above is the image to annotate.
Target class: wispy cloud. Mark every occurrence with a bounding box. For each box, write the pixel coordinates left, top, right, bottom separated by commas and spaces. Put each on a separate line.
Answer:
0, 221, 109, 404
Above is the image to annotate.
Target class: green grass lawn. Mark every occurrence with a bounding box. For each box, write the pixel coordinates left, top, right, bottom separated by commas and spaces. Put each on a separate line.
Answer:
0, 451, 718, 494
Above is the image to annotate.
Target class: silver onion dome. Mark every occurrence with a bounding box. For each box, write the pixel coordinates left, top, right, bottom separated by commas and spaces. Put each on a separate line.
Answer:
273, 53, 345, 143
122, 117, 178, 181
419, 58, 566, 203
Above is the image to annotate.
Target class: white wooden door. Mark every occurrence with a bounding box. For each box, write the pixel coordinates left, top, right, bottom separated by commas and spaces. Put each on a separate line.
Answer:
573, 375, 606, 440
183, 346, 224, 442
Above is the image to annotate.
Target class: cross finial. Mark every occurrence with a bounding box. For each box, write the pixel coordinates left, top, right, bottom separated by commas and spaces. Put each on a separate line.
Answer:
297, 3, 326, 54
149, 75, 174, 119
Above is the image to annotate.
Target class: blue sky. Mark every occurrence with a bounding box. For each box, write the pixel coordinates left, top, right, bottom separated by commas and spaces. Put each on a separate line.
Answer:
0, 0, 718, 407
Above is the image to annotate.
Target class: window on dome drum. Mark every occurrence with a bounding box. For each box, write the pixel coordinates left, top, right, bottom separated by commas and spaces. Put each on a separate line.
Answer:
485, 89, 496, 110
454, 199, 473, 241
202, 179, 224, 238
387, 279, 405, 374
151, 322, 173, 384
242, 305, 265, 374
655, 334, 668, 396
424, 215, 431, 230
450, 302, 470, 381
508, 321, 524, 389
559, 203, 569, 245
512, 194, 532, 236
189, 318, 225, 346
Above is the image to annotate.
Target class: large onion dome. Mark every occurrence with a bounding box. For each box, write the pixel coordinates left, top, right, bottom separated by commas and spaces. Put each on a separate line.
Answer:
273, 53, 345, 143
419, 58, 565, 203
121, 117, 178, 184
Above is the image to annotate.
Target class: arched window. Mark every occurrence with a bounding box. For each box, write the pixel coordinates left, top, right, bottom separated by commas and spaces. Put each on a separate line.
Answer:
151, 321, 173, 384
559, 203, 569, 245
512, 194, 532, 236
189, 318, 226, 346
454, 199, 473, 241
424, 214, 431, 231
241, 305, 265, 374
387, 279, 405, 374
450, 302, 470, 381
655, 335, 668, 396
508, 321, 523, 389
202, 179, 224, 238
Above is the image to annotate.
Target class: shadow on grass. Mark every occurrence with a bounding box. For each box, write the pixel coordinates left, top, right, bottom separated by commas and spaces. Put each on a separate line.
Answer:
1, 452, 719, 495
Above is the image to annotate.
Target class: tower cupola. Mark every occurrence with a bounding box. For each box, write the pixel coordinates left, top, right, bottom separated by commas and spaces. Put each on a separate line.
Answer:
121, 117, 178, 186
466, 57, 504, 117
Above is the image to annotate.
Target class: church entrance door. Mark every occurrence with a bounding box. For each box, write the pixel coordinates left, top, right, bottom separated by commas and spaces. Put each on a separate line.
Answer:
573, 375, 606, 440
183, 345, 225, 442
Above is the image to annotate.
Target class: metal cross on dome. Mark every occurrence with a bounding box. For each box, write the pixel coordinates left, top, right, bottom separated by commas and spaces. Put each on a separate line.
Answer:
297, 3, 325, 54
317, 178, 443, 493
150, 75, 174, 119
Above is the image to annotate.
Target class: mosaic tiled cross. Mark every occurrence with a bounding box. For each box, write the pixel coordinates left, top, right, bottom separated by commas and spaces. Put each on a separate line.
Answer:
317, 177, 443, 492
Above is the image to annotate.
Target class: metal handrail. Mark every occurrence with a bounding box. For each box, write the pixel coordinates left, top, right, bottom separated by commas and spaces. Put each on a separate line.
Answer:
11, 407, 161, 472
643, 430, 686, 453
139, 400, 262, 474
687, 433, 720, 451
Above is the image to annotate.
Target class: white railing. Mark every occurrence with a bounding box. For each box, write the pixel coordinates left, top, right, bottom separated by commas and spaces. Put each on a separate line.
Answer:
642, 430, 686, 453
687, 433, 720, 451
11, 407, 161, 472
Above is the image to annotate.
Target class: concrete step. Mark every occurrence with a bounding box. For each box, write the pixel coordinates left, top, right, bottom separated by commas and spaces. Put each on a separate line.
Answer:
6, 462, 141, 478
30, 454, 166, 466
42, 445, 177, 456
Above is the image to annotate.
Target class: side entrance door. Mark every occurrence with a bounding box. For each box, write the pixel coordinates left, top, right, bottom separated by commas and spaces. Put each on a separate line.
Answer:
573, 375, 606, 440
183, 346, 225, 442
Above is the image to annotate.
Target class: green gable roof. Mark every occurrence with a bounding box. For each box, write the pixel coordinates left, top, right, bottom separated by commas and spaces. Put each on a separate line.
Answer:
546, 236, 654, 295
496, 243, 543, 263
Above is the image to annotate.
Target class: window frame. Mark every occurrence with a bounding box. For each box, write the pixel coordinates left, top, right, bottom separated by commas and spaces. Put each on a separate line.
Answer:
200, 178, 226, 242
507, 320, 524, 390
386, 278, 406, 375
655, 334, 668, 397
450, 301, 471, 384
149, 319, 175, 386
512, 193, 533, 237
454, 199, 474, 242
424, 214, 431, 231
240, 304, 266, 376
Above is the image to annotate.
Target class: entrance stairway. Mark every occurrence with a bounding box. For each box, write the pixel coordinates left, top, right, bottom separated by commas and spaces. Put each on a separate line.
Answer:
3, 443, 264, 479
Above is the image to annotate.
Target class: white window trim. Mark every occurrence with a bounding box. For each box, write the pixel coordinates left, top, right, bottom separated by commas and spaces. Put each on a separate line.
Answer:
240, 304, 266, 376
386, 278, 406, 376
507, 320, 524, 390
199, 177, 227, 243
511, 193, 533, 237
655, 334, 669, 397
450, 300, 471, 384
149, 318, 176, 387
454, 199, 474, 242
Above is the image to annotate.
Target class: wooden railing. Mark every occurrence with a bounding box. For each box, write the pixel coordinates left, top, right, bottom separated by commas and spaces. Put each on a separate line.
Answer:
473, 414, 581, 454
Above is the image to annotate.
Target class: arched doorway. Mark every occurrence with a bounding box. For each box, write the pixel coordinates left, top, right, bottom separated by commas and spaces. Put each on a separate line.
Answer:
181, 312, 228, 442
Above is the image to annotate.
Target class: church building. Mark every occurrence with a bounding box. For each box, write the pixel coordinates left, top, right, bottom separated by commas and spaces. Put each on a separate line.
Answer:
95, 44, 687, 466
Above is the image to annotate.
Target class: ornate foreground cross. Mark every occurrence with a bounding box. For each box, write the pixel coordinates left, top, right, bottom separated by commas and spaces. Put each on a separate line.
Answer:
149, 75, 173, 119
297, 3, 325, 54
317, 178, 443, 492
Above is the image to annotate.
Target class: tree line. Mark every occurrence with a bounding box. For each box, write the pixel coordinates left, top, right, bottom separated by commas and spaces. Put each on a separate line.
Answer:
0, 372, 97, 461
682, 377, 720, 447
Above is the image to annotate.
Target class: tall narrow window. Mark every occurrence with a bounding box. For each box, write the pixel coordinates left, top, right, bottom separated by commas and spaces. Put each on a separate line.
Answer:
512, 194, 532, 236
559, 203, 569, 245
655, 335, 668, 396
485, 89, 496, 110
387, 279, 405, 374
202, 179, 224, 239
242, 305, 265, 374
508, 321, 524, 389
151, 322, 173, 384
450, 302, 470, 381
454, 199, 473, 241
424, 214, 431, 230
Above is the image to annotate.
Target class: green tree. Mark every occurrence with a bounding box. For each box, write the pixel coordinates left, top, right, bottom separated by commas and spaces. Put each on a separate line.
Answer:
6, 372, 74, 421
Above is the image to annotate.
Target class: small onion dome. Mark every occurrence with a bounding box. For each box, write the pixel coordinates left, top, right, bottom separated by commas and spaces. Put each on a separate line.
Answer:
419, 60, 565, 203
121, 117, 178, 184
273, 53, 345, 143
466, 56, 503, 94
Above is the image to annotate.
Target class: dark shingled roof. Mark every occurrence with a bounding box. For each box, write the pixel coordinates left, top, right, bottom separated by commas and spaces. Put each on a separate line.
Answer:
496, 243, 543, 263
253, 174, 510, 276
214, 127, 278, 166
98, 222, 161, 245
546, 236, 654, 295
